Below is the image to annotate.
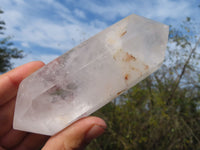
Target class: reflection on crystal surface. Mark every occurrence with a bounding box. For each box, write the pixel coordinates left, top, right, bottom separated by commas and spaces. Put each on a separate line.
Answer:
13, 14, 169, 135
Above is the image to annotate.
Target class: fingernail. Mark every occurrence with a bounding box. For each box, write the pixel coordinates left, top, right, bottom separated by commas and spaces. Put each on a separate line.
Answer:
85, 125, 106, 143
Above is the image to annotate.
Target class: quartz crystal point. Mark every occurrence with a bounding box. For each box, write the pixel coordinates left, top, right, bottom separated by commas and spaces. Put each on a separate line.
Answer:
13, 14, 169, 135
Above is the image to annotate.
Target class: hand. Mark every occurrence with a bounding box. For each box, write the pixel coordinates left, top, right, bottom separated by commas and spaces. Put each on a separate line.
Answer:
0, 61, 106, 150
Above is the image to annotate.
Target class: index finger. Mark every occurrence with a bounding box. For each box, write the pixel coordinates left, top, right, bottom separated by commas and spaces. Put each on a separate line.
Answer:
0, 61, 45, 106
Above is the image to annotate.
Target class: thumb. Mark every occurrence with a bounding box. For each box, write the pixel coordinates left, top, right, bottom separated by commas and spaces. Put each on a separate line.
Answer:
42, 116, 106, 150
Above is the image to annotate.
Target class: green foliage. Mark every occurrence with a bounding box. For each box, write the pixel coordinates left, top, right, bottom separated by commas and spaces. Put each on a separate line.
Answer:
0, 9, 24, 73
87, 18, 200, 150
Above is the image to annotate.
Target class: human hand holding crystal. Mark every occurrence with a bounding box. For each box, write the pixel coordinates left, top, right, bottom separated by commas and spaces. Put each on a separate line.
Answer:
0, 61, 106, 150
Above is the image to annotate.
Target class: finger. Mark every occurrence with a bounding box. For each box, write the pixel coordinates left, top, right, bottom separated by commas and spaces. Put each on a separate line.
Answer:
13, 134, 49, 150
0, 98, 15, 137
0, 61, 45, 106
42, 116, 106, 150
0, 129, 27, 149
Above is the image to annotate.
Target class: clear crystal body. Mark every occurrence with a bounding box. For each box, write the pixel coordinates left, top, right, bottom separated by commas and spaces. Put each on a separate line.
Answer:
13, 14, 169, 135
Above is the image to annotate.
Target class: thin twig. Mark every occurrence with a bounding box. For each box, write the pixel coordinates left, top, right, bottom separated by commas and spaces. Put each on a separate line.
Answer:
167, 37, 200, 102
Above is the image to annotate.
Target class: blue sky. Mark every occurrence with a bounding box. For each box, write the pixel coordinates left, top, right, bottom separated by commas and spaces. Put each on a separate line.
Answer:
0, 0, 199, 67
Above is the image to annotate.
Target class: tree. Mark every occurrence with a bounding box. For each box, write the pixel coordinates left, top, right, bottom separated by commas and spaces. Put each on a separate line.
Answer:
0, 9, 24, 73
86, 17, 200, 150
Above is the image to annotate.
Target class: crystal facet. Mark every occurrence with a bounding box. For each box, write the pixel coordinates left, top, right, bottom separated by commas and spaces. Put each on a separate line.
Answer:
13, 14, 169, 135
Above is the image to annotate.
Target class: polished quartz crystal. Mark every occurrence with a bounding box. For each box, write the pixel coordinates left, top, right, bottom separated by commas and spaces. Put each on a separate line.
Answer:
13, 14, 169, 135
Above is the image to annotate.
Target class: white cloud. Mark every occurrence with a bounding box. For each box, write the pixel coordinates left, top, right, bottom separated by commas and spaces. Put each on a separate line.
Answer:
76, 0, 133, 21
77, 0, 198, 23
1, 0, 107, 53
21, 42, 30, 48
142, 0, 193, 21
10, 18, 105, 52
74, 9, 86, 19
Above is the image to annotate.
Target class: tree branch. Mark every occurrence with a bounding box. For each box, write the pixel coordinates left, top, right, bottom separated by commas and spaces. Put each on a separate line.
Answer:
167, 38, 200, 102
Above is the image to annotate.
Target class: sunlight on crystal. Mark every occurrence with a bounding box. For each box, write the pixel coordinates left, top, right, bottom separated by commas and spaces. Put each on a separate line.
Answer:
13, 14, 169, 135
